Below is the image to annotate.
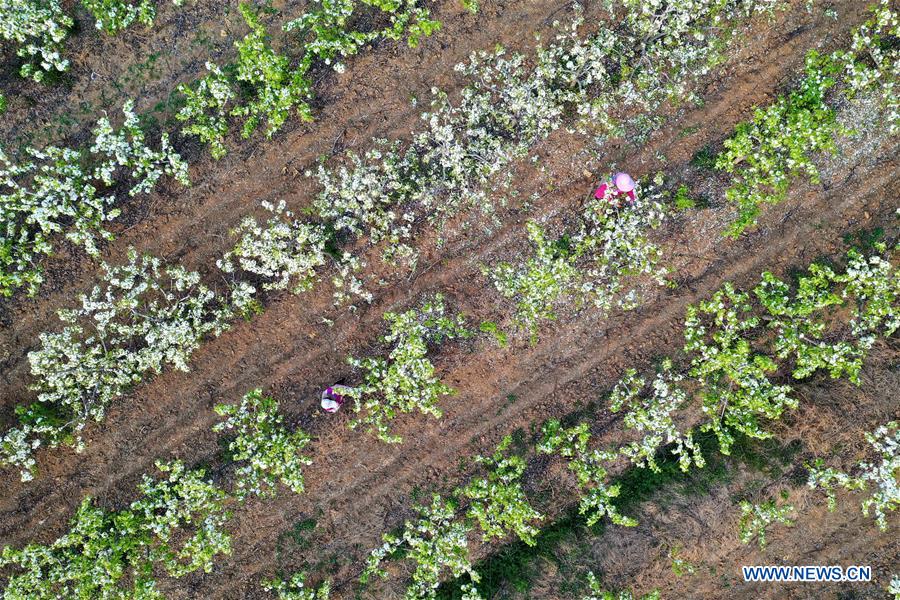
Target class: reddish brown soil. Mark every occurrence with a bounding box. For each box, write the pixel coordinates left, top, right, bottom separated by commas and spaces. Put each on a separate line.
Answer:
2, 0, 252, 149
0, 1, 897, 599
0, 0, 568, 387
523, 343, 899, 600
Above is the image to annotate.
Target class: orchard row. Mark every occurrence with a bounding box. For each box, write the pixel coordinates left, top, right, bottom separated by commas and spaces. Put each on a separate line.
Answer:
1, 0, 897, 486
1, 244, 896, 599
373, 246, 900, 599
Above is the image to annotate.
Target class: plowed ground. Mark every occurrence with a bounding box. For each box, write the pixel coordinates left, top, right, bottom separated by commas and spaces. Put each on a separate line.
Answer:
0, 1, 897, 599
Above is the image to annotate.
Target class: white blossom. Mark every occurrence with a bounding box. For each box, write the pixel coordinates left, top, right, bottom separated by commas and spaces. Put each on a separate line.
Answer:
0, 249, 235, 480
538, 420, 636, 527
1, 101, 189, 297
808, 421, 899, 531
0, 461, 230, 596
361, 494, 479, 599
0, 0, 71, 81
610, 360, 704, 473
346, 295, 469, 443
214, 389, 312, 499
738, 497, 794, 548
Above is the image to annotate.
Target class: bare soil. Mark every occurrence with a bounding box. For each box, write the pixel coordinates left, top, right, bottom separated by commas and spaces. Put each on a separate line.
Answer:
518, 342, 899, 600
0, 1, 897, 599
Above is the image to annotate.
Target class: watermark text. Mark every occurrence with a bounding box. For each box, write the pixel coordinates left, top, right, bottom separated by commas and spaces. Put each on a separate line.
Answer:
743, 565, 872, 583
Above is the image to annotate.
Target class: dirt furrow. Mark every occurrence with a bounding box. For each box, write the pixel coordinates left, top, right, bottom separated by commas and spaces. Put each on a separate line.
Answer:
194, 147, 897, 600
0, 0, 557, 375
0, 3, 894, 598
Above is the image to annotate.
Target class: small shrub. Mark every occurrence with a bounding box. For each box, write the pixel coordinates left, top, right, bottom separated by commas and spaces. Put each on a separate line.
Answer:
583, 571, 660, 600
715, 52, 843, 237
214, 389, 313, 498
538, 420, 637, 527
362, 494, 479, 599
457, 436, 544, 545
673, 184, 696, 210
346, 295, 469, 443
0, 0, 72, 81
264, 572, 331, 600
738, 498, 795, 548
807, 421, 899, 531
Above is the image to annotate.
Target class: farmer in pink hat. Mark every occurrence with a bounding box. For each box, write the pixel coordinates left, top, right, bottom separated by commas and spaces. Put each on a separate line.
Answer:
321, 384, 355, 413
593, 172, 637, 206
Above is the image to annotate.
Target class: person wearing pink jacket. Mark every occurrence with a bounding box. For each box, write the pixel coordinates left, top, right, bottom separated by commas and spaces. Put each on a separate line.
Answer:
594, 172, 637, 206
321, 385, 355, 413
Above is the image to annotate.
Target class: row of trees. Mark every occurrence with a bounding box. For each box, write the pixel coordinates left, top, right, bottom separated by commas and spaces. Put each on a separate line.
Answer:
2, 0, 897, 492
370, 245, 898, 598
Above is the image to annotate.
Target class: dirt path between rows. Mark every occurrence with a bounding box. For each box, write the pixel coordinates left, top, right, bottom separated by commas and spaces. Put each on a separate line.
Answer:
0, 2, 896, 598
521, 347, 899, 600
317, 141, 898, 599
0, 0, 570, 390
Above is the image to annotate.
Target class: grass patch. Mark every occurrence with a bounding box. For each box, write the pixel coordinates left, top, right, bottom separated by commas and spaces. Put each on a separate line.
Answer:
672, 184, 708, 211
275, 516, 318, 562
480, 321, 509, 348
690, 144, 718, 169
438, 511, 588, 599
843, 227, 885, 254
728, 435, 803, 480
437, 430, 800, 598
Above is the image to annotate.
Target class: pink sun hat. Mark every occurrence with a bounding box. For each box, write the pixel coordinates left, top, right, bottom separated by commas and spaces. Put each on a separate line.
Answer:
613, 172, 635, 193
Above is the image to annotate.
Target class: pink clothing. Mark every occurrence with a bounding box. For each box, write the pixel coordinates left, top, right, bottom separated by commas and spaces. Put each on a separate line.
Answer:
594, 182, 636, 205
321, 386, 345, 413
